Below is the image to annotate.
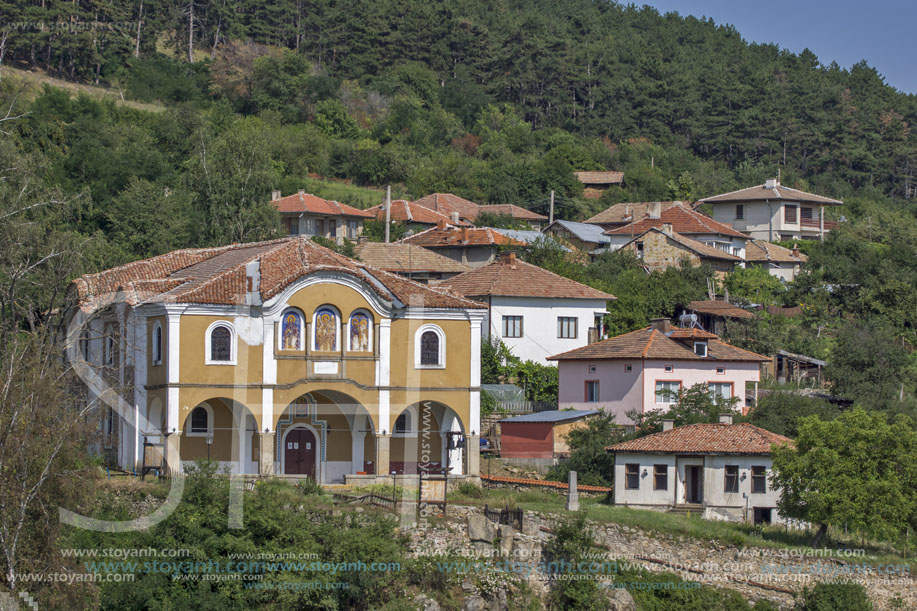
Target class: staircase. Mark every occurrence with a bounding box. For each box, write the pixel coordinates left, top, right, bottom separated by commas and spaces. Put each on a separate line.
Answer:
667, 503, 704, 516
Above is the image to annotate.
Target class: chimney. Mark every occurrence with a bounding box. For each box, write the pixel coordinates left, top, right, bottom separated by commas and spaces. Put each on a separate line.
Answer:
451, 211, 460, 224
765, 178, 778, 189
271, 190, 281, 201
718, 413, 733, 425
437, 219, 447, 230
661, 223, 673, 236
649, 202, 661, 219
662, 419, 674, 432
434, 193, 440, 211
298, 189, 305, 195
501, 252, 517, 268
649, 317, 671, 332
461, 226, 468, 243
244, 260, 262, 307
791, 243, 800, 258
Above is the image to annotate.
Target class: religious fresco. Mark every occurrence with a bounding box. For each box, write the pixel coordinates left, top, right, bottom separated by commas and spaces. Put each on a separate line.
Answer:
281, 310, 302, 350
349, 312, 370, 352
314, 308, 337, 351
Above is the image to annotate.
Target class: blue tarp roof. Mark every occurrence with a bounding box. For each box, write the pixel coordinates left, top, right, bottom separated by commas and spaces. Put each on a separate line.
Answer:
548, 220, 612, 244
499, 410, 600, 424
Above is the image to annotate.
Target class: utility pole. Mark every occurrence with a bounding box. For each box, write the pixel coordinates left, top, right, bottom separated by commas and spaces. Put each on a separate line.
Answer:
549, 190, 555, 224
384, 185, 391, 243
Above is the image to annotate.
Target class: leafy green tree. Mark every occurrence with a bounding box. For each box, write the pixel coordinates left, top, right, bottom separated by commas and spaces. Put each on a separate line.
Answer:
628, 383, 739, 436
105, 178, 194, 259
771, 407, 917, 545
543, 513, 605, 610
511, 360, 558, 403
546, 413, 623, 486
798, 582, 873, 611
185, 118, 282, 244
825, 321, 913, 408
724, 266, 787, 306
314, 98, 362, 139
744, 392, 839, 438
362, 219, 407, 243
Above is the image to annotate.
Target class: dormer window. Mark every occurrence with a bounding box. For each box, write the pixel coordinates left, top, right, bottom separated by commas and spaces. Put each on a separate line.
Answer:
694, 341, 707, 357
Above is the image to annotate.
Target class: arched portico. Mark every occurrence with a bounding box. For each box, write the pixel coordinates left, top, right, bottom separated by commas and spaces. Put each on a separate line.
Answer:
389, 401, 467, 475
274, 390, 376, 482
177, 397, 259, 474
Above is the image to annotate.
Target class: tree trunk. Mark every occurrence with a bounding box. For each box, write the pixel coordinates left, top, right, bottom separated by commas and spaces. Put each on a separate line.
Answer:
134, 1, 143, 58
812, 523, 828, 547
187, 1, 194, 63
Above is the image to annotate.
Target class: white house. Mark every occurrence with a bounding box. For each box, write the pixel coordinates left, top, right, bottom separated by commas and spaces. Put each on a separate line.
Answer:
606, 416, 794, 524
744, 239, 808, 282
698, 179, 842, 241
440, 253, 615, 364
549, 320, 768, 424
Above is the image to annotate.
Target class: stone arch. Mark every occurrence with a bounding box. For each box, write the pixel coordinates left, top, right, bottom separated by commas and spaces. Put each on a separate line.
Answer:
390, 401, 466, 475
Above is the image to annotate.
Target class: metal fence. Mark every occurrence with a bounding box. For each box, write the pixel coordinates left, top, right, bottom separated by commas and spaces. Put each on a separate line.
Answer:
495, 401, 556, 414
483, 504, 524, 531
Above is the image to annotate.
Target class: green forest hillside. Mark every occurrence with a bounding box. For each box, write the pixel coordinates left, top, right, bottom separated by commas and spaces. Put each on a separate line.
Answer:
2, 0, 916, 203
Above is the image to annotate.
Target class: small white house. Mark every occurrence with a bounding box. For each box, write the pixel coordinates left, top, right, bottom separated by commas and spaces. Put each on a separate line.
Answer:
441, 253, 615, 364
607, 416, 794, 524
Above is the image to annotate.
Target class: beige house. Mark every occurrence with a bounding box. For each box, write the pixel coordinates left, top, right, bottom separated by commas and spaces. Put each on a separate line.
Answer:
744, 240, 808, 282
271, 191, 374, 244
698, 179, 842, 241
70, 237, 486, 484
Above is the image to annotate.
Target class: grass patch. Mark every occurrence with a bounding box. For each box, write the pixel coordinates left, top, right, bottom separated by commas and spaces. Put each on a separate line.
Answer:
288, 175, 409, 209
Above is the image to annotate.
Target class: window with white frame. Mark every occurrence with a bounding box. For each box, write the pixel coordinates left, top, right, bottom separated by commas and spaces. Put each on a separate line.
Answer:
152, 321, 163, 365
206, 322, 235, 364
502, 315, 522, 338
187, 404, 213, 436
557, 316, 577, 339
655, 381, 680, 404
694, 341, 707, 357
414, 324, 445, 368
709, 382, 732, 401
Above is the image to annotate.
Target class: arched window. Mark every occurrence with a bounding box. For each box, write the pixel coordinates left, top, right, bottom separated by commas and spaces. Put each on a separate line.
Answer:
313, 307, 339, 352
394, 412, 410, 434
414, 324, 445, 368
206, 322, 235, 364
187, 404, 213, 436
152, 321, 163, 365
279, 309, 304, 351
349, 311, 372, 352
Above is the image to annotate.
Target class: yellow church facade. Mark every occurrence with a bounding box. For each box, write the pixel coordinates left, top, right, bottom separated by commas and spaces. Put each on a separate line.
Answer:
70, 237, 485, 483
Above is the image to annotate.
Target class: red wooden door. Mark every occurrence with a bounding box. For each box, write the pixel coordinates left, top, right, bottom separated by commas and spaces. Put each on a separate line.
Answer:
284, 429, 316, 478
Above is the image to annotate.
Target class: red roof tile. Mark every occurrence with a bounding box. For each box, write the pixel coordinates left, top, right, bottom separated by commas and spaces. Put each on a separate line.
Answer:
74, 237, 485, 312
606, 423, 793, 455
699, 182, 843, 206
548, 327, 768, 362
401, 226, 526, 248
354, 242, 471, 274
585, 201, 687, 225
574, 171, 624, 185
271, 191, 375, 218
687, 300, 755, 320
366, 200, 472, 226
441, 254, 615, 300
412, 193, 482, 221
605, 204, 747, 239
478, 204, 547, 221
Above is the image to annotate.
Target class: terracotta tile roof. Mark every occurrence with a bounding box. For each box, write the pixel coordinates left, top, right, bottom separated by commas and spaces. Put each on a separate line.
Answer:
74, 237, 485, 312
687, 300, 755, 320
441, 254, 615, 300
366, 200, 472, 226
666, 328, 718, 340
745, 240, 808, 264
271, 191, 374, 218
412, 193, 482, 221
605, 204, 747, 239
699, 182, 843, 206
574, 171, 624, 185
548, 326, 768, 362
585, 201, 687, 225
480, 473, 612, 493
478, 204, 547, 221
354, 242, 470, 274
621, 228, 743, 262
400, 226, 526, 248
606, 423, 793, 455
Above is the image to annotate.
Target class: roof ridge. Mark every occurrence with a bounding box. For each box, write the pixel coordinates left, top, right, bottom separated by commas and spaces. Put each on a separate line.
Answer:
641, 329, 658, 357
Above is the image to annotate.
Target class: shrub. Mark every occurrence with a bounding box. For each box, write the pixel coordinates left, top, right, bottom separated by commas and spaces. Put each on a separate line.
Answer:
298, 477, 324, 496
457, 481, 485, 498
798, 581, 872, 611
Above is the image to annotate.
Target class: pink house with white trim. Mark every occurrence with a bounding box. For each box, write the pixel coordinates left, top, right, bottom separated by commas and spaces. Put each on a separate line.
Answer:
549, 321, 767, 426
